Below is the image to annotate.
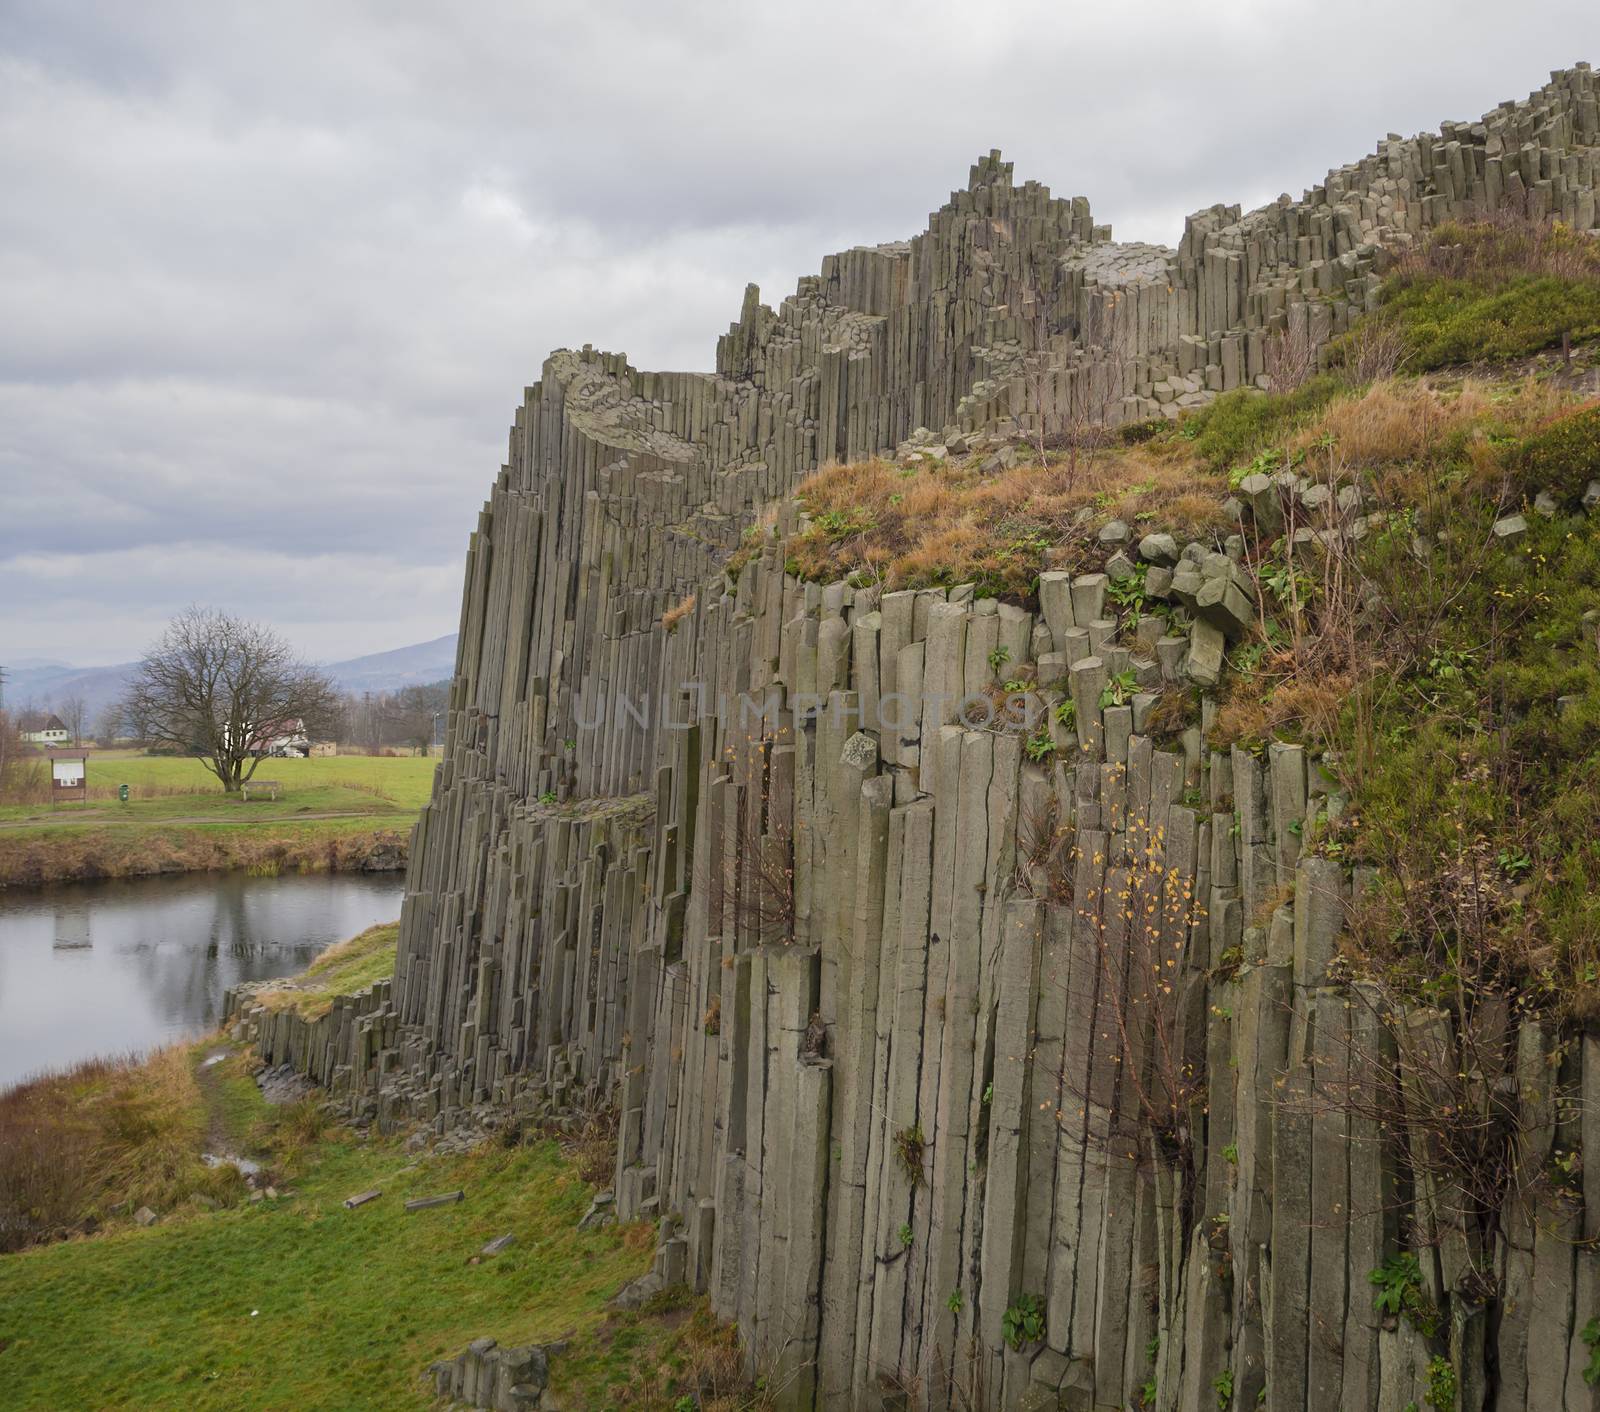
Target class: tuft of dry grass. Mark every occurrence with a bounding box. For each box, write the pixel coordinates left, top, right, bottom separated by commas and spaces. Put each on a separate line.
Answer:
1286, 376, 1568, 487
783, 447, 1227, 597
661, 592, 697, 633
0, 1045, 242, 1252
607, 1301, 778, 1412
1388, 211, 1600, 289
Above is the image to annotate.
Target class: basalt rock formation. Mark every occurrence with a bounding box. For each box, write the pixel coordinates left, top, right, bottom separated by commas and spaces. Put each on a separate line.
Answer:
227, 66, 1600, 1410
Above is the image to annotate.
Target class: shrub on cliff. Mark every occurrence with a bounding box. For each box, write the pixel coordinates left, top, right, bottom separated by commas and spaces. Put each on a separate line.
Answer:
1366, 215, 1600, 370
1182, 374, 1346, 472
1515, 404, 1600, 503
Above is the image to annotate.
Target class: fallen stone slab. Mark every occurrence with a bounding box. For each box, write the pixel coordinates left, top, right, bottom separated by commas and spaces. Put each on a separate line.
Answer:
405, 1190, 465, 1212
481, 1233, 516, 1256
133, 1206, 158, 1227
343, 1189, 382, 1210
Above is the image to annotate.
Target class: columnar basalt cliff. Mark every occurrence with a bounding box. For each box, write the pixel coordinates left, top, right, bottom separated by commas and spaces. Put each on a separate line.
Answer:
228, 67, 1600, 1410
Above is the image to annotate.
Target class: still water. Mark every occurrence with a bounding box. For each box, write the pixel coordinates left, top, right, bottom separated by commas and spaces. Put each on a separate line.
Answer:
0, 871, 404, 1089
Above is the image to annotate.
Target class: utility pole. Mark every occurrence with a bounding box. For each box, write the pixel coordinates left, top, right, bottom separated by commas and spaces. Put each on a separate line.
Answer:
0, 665, 7, 714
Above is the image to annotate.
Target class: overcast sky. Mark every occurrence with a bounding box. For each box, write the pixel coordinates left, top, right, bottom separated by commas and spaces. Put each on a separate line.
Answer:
1, 1, 1593, 666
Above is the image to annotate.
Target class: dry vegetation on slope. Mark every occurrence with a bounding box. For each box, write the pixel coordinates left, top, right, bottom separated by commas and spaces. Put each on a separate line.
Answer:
754, 213, 1600, 1021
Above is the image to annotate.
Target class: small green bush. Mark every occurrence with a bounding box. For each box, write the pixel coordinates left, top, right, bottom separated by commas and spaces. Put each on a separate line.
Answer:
1516, 405, 1600, 503
1365, 218, 1600, 371
1184, 375, 1346, 471
1001, 1292, 1046, 1350
1381, 275, 1600, 369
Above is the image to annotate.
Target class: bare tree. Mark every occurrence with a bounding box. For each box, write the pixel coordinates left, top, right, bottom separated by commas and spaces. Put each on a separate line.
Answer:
58, 695, 86, 747
389, 683, 449, 755
121, 607, 337, 793
93, 702, 125, 746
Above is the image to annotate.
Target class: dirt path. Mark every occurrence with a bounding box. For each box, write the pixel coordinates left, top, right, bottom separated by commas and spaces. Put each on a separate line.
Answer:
195, 1047, 234, 1152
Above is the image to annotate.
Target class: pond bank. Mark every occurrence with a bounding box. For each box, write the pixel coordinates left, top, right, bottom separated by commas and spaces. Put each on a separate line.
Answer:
0, 819, 409, 887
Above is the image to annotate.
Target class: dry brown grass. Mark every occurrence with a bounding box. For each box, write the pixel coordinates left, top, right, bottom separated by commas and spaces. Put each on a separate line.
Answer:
0, 712, 48, 805
661, 592, 697, 634
0, 1045, 242, 1252
0, 825, 408, 887
1389, 209, 1600, 287
1286, 377, 1568, 480
615, 1301, 778, 1412
785, 447, 1227, 597
1209, 662, 1356, 753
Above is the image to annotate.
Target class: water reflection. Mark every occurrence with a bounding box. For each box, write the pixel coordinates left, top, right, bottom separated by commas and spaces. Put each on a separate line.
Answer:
0, 871, 404, 1088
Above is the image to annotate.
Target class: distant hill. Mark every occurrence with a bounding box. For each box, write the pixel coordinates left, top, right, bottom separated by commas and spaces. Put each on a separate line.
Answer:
0, 660, 135, 719
1, 634, 459, 718
324, 634, 458, 693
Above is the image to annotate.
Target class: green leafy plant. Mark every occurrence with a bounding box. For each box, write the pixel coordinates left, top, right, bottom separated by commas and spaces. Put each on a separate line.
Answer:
1053, 698, 1077, 729
947, 1288, 963, 1314
1497, 847, 1533, 878
1581, 1316, 1600, 1386
1214, 1368, 1234, 1410
1099, 669, 1139, 710
811, 506, 875, 542
1108, 564, 1149, 610
988, 644, 1012, 676
1227, 447, 1284, 490
1425, 1355, 1457, 1410
1025, 729, 1055, 763
1001, 1293, 1046, 1351
1261, 560, 1315, 607
538, 790, 557, 805
1139, 1335, 1160, 1408
898, 1222, 913, 1249
1370, 1252, 1439, 1336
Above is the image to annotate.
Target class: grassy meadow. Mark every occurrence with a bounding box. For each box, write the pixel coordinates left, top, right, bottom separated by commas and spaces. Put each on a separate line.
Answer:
0, 935, 763, 1412
0, 751, 436, 886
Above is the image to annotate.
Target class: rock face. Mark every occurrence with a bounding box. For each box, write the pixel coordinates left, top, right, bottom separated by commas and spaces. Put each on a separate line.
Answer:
225, 67, 1600, 1411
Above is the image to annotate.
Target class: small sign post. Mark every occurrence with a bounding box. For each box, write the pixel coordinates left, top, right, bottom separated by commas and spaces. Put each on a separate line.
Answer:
50, 753, 89, 806
119, 784, 130, 804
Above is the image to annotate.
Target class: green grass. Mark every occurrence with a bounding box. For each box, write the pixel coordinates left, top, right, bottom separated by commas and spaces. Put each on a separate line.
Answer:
1181, 372, 1347, 471
0, 1127, 653, 1411
1378, 273, 1600, 369
0, 753, 434, 885
255, 924, 399, 1017
0, 751, 438, 823
1341, 216, 1600, 372
1341, 501, 1600, 1006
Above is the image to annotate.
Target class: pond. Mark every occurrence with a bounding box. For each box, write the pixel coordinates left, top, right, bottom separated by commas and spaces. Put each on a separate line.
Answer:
0, 870, 405, 1089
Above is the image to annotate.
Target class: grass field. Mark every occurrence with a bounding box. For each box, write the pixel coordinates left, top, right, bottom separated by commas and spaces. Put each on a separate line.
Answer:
0, 1075, 660, 1409
0, 931, 758, 1411
0, 753, 436, 886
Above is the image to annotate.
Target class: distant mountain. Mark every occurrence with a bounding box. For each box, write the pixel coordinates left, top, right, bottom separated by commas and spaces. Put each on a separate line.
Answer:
1, 634, 459, 719
324, 634, 458, 693
0, 660, 134, 719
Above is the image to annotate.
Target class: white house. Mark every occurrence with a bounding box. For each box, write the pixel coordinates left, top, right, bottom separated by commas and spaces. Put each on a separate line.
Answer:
21, 714, 70, 746
251, 718, 310, 758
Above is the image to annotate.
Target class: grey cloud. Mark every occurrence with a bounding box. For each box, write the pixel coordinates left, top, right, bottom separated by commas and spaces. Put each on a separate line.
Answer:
1, 0, 1594, 663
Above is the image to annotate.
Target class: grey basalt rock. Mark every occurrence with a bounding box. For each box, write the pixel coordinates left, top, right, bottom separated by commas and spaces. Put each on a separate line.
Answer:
1138, 531, 1179, 565
225, 63, 1600, 1412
